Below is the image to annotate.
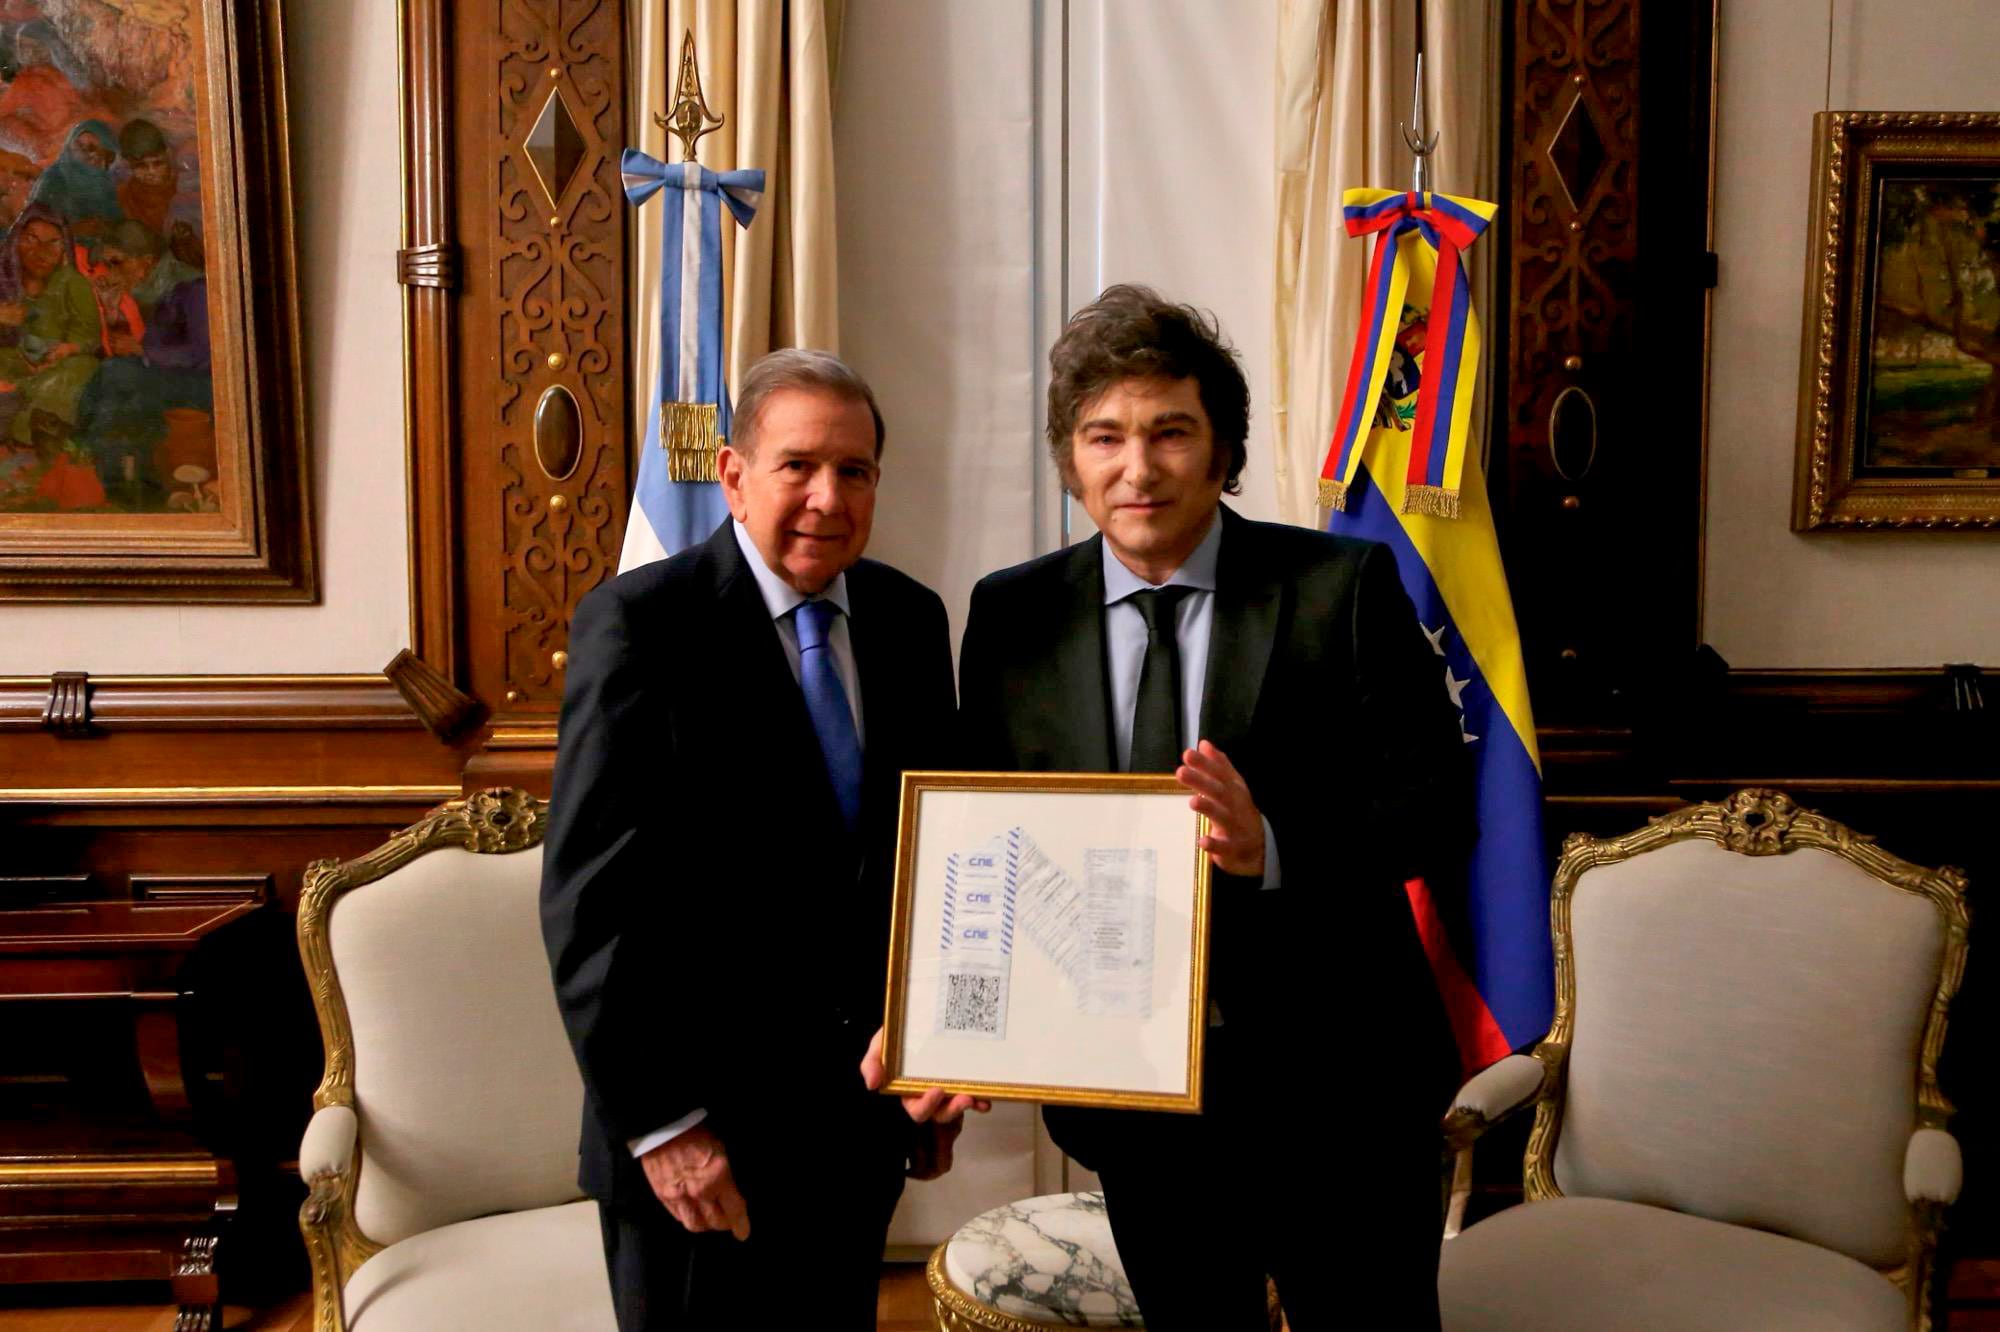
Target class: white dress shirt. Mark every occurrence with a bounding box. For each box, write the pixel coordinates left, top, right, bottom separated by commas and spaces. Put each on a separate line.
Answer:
1101, 514, 1280, 892
627, 521, 865, 1159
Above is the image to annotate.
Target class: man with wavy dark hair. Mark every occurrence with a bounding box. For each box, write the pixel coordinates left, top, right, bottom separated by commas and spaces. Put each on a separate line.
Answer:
958, 284, 1473, 1329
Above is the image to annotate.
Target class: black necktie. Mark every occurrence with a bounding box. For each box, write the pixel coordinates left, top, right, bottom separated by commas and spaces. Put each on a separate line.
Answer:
1127, 586, 1192, 773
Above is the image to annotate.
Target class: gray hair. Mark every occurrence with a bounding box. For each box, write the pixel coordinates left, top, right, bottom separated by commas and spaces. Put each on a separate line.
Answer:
731, 348, 886, 457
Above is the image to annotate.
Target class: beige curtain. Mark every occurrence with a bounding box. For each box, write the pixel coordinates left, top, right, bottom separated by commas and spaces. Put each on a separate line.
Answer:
1271, 0, 1500, 526
628, 0, 843, 456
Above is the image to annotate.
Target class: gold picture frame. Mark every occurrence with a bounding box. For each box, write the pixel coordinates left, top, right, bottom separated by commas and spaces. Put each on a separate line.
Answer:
1794, 111, 2000, 530
880, 771, 1212, 1114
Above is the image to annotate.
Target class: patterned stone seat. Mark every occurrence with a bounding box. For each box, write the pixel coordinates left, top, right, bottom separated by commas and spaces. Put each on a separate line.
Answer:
929, 1192, 1143, 1329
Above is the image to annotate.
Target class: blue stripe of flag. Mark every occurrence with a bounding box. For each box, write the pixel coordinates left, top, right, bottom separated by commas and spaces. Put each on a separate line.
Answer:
1328, 463, 1554, 1049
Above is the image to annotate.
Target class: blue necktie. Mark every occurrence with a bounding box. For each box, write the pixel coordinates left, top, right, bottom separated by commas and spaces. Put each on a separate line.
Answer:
793, 599, 863, 831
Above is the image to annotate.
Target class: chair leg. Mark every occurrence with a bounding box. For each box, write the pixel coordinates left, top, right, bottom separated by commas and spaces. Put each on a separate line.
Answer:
171, 1194, 238, 1332
1442, 1148, 1475, 1240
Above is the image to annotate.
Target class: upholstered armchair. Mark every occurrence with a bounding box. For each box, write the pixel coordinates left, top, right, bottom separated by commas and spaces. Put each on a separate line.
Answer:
295, 789, 614, 1331
1438, 790, 1970, 1332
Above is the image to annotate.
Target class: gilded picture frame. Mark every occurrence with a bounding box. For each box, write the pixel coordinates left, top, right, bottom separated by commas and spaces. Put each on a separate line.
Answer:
880, 771, 1212, 1114
1794, 111, 2000, 531
0, 0, 313, 600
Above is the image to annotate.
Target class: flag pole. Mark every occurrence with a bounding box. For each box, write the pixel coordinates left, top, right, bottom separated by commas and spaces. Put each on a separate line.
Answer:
1401, 1, 1439, 194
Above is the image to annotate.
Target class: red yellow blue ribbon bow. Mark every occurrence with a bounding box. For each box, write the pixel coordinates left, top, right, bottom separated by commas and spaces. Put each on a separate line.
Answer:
1320, 188, 1497, 519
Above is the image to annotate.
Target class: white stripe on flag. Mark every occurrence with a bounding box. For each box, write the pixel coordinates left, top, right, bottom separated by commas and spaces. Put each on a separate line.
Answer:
677, 170, 702, 400
618, 490, 670, 573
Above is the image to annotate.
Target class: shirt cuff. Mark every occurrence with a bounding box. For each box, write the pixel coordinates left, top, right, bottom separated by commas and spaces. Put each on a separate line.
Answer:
1259, 815, 1281, 891
627, 1107, 708, 1158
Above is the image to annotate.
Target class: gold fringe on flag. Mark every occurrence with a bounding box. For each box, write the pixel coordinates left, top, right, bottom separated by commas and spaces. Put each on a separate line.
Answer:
663, 401, 721, 483
1318, 478, 1348, 512
1401, 483, 1462, 519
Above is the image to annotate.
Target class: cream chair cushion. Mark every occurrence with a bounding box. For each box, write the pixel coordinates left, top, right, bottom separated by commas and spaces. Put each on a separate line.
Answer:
1553, 839, 1942, 1266
331, 844, 586, 1245
342, 1199, 612, 1331
1440, 1196, 1907, 1332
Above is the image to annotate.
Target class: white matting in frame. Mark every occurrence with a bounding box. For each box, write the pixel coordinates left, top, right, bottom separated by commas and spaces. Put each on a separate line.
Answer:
881, 772, 1211, 1113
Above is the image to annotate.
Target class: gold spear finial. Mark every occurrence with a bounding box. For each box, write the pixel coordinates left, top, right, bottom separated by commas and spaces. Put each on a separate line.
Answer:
654, 30, 723, 162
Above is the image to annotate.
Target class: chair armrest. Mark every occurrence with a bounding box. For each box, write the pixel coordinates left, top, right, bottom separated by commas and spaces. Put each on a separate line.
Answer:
1441, 1054, 1546, 1150
1905, 1128, 1962, 1206
301, 1104, 358, 1182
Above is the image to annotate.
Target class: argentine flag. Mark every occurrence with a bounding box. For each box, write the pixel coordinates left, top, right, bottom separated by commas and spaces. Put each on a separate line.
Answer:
619, 151, 764, 569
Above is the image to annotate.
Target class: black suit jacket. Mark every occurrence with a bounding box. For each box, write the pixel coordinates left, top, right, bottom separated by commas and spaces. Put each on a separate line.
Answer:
957, 506, 1473, 1159
540, 521, 956, 1202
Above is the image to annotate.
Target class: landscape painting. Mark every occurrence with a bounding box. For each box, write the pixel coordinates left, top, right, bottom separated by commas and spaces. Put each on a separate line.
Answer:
1864, 176, 2000, 475
0, 1, 216, 518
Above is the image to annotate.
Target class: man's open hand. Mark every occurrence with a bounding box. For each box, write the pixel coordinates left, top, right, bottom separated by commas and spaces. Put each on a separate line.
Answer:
861, 1026, 990, 1123
1177, 741, 1266, 877
639, 1124, 750, 1240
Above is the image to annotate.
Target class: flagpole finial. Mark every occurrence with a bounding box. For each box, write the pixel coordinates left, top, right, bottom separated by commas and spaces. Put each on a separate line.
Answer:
655, 30, 723, 162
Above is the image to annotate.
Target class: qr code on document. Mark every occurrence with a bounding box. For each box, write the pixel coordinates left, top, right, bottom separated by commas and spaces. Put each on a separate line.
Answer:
941, 972, 1004, 1036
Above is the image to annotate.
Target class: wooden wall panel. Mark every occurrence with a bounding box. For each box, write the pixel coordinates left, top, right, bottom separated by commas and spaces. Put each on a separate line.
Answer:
457, 0, 630, 735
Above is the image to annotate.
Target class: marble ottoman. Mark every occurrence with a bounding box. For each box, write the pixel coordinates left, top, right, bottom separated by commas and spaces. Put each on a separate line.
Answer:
927, 1192, 1145, 1329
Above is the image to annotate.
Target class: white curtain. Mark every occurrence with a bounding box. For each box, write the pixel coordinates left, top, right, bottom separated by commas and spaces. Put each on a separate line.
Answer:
1271, 0, 1500, 526
628, 0, 844, 458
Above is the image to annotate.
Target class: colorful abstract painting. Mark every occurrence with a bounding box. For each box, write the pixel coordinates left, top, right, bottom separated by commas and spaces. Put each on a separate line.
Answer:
0, 1, 214, 516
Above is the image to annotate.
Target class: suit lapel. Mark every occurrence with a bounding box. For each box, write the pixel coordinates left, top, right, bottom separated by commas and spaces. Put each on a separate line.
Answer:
1052, 537, 1116, 771
1199, 507, 1281, 757
706, 523, 844, 829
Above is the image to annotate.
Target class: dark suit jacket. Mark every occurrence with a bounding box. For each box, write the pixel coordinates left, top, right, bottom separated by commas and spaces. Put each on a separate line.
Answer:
540, 521, 956, 1202
957, 505, 1473, 1164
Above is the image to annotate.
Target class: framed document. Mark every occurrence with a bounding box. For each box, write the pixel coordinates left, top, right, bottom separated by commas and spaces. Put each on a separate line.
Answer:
880, 771, 1212, 1113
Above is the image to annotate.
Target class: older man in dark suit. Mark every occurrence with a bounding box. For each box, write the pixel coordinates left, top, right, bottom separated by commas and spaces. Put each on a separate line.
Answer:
541, 350, 971, 1331
956, 286, 1474, 1330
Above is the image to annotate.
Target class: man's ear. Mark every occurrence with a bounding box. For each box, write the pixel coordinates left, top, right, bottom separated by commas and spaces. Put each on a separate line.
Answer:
716, 445, 749, 520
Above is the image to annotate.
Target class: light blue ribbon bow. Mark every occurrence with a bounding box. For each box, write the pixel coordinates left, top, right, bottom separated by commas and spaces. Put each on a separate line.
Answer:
620, 149, 765, 434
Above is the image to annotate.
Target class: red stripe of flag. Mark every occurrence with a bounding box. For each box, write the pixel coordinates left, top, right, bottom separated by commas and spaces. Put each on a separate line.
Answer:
1406, 876, 1516, 1074
1404, 237, 1462, 490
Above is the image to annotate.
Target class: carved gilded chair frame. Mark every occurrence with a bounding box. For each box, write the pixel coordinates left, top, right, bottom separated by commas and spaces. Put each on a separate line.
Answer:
294, 787, 549, 1332
1477, 789, 1969, 1331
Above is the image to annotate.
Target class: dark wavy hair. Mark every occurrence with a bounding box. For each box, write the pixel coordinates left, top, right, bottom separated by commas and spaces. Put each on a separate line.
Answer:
1045, 284, 1249, 496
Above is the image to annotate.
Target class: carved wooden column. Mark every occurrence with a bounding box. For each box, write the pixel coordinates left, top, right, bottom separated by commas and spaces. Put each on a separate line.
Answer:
477, 0, 629, 789
402, 0, 630, 791
1493, 0, 1714, 761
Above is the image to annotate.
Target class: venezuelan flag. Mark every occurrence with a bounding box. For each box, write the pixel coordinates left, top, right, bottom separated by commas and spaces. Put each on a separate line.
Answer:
1322, 189, 1552, 1073
1329, 453, 1552, 1071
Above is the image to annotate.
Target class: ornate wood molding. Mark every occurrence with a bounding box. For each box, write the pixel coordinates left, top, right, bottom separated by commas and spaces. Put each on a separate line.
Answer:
487, 0, 629, 714
401, 0, 464, 691
0, 675, 424, 732
382, 649, 484, 739
397, 242, 460, 289
1504, 0, 1640, 452
42, 672, 90, 736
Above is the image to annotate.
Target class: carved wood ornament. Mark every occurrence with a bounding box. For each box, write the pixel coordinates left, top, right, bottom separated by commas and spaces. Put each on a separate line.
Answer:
493, 0, 628, 712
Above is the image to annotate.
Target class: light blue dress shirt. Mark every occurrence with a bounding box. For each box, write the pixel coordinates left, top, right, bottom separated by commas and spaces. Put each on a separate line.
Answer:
628, 522, 866, 1159
1101, 515, 1279, 892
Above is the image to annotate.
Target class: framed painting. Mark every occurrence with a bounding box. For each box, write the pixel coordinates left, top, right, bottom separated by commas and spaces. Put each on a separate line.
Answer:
1794, 111, 2000, 530
0, 0, 311, 600
880, 772, 1212, 1113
